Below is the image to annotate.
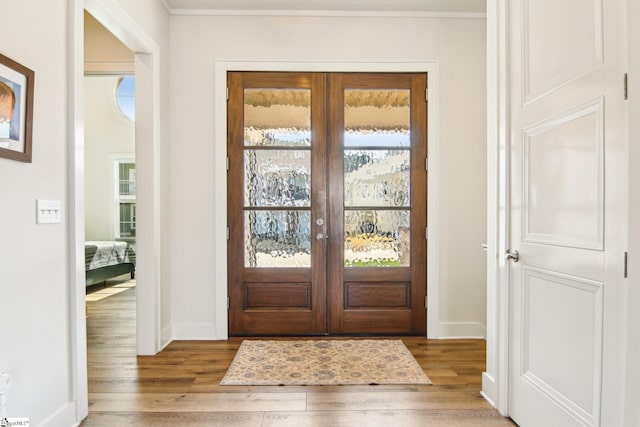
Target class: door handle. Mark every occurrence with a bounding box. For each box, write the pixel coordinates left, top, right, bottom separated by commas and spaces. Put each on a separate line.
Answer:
316, 233, 325, 241
505, 249, 519, 262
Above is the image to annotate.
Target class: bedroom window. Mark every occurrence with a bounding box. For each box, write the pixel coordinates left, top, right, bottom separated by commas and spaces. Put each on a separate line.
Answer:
116, 160, 136, 240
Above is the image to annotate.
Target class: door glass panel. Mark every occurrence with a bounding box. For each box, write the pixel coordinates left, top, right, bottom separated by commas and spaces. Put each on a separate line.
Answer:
344, 210, 410, 267
244, 210, 311, 267
243, 88, 313, 268
344, 149, 410, 207
344, 89, 410, 147
244, 89, 311, 147
244, 150, 311, 207
343, 88, 412, 267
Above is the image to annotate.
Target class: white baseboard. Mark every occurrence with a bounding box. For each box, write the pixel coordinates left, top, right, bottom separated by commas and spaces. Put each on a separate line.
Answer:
437, 321, 486, 339
481, 371, 497, 407
170, 322, 224, 340
161, 324, 173, 349
40, 401, 77, 427
169, 321, 485, 340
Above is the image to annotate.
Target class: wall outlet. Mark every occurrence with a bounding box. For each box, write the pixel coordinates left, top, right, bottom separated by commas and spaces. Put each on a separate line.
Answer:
36, 199, 61, 224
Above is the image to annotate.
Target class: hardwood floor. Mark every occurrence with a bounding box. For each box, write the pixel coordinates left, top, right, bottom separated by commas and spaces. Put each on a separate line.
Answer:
82, 284, 516, 426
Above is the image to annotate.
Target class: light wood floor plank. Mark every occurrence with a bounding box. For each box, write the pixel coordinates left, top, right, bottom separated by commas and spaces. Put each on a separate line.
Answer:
306, 390, 491, 411
81, 411, 264, 426
263, 409, 516, 427
89, 392, 307, 412
81, 284, 516, 426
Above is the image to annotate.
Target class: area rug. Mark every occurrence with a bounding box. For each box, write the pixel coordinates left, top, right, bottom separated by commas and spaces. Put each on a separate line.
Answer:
220, 339, 431, 386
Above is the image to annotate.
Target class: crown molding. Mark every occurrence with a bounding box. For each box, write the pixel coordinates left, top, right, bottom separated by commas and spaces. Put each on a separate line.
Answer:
164, 0, 486, 18
169, 9, 486, 18
159, 0, 172, 14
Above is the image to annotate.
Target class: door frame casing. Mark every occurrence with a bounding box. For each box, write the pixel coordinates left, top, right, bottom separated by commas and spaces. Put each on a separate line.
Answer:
70, 0, 164, 421
483, 0, 511, 415
485, 0, 631, 422
213, 60, 440, 340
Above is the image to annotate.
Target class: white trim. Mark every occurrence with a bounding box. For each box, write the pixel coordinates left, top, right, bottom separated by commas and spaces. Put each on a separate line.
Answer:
132, 52, 162, 355
625, 0, 640, 424
483, 0, 498, 408
161, 323, 173, 347
85, 0, 157, 53
71, 0, 163, 423
437, 321, 486, 339
214, 60, 440, 340
170, 9, 486, 18
69, 1, 88, 420
482, 372, 498, 407
158, 0, 172, 14
484, 0, 510, 416
426, 65, 441, 339
172, 322, 220, 340
39, 402, 78, 427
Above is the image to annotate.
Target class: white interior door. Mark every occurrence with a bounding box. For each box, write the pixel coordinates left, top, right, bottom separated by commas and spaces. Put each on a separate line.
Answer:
508, 0, 627, 426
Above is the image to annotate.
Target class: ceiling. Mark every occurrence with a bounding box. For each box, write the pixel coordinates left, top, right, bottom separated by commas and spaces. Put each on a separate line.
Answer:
163, 0, 486, 14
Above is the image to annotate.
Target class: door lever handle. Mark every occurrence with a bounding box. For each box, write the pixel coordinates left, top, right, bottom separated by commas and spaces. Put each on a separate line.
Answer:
505, 249, 519, 262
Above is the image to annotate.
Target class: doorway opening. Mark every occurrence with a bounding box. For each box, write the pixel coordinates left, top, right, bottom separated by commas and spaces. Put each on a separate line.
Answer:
227, 72, 427, 336
83, 6, 139, 395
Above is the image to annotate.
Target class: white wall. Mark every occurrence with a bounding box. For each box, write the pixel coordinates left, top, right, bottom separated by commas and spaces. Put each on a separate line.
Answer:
84, 76, 135, 241
168, 15, 487, 338
0, 0, 169, 424
0, 1, 76, 425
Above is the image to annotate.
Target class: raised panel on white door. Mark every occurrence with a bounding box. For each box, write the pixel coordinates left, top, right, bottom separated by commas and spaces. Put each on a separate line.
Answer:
523, 0, 604, 102
523, 99, 604, 250
521, 267, 603, 426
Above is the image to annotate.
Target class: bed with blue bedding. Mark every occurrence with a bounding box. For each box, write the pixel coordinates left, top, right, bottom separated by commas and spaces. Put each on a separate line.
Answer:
85, 241, 136, 287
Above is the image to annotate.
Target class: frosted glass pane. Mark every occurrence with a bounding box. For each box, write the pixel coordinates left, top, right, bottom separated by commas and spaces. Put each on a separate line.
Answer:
244, 89, 311, 146
245, 210, 311, 267
244, 150, 310, 207
344, 210, 410, 267
344, 150, 410, 207
344, 89, 410, 147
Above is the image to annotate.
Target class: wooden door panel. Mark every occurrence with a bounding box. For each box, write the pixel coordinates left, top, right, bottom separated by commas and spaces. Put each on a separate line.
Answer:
327, 73, 427, 335
228, 72, 426, 336
345, 283, 410, 308
337, 311, 414, 335
244, 283, 311, 309
227, 72, 327, 336
343, 269, 412, 309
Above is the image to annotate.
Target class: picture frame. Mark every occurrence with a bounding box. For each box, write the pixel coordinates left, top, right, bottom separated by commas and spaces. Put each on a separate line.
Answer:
0, 53, 34, 163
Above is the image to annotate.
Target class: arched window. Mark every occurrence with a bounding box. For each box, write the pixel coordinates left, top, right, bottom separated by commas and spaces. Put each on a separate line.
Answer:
116, 76, 135, 121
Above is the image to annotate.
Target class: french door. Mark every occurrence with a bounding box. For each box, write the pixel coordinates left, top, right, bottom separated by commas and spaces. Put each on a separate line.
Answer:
227, 72, 427, 336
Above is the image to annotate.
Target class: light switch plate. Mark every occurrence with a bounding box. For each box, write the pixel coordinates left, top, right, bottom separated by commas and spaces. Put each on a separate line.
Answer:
36, 199, 61, 224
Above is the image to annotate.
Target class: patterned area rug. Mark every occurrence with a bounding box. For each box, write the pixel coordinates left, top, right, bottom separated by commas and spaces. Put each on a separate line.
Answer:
220, 339, 431, 386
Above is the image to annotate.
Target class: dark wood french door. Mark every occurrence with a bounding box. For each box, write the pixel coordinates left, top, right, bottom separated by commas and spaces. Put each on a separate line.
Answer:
227, 72, 427, 336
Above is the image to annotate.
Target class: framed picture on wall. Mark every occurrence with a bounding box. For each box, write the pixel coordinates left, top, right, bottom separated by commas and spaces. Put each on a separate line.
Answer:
0, 53, 34, 163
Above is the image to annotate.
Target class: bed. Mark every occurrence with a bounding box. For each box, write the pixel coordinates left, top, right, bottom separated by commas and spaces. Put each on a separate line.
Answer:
85, 241, 136, 287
